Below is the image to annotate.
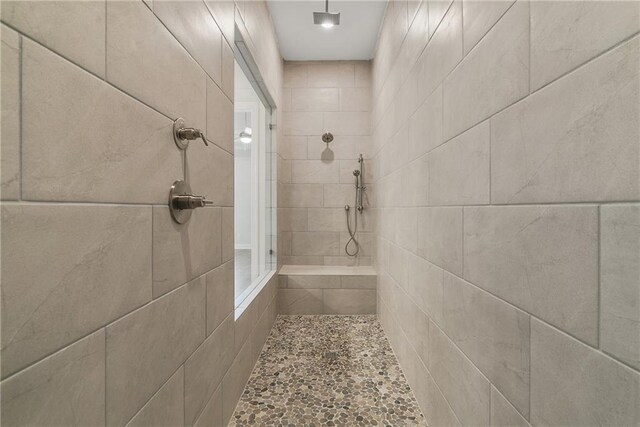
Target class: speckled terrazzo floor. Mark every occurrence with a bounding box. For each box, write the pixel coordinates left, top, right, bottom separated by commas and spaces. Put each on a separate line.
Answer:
230, 315, 427, 426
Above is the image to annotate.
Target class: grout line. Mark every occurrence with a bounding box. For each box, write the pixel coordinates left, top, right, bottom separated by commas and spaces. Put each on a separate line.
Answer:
528, 0, 531, 95
597, 204, 601, 349
488, 119, 492, 203
123, 363, 184, 426
1, 264, 227, 383
381, 235, 640, 374
383, 272, 524, 422
379, 297, 463, 425
488, 382, 492, 426
183, 363, 187, 426
2, 13, 236, 149
373, 5, 639, 154
530, 29, 640, 96
18, 31, 23, 202
104, 326, 107, 425
0, 200, 234, 208
528, 311, 532, 422
104, 0, 107, 80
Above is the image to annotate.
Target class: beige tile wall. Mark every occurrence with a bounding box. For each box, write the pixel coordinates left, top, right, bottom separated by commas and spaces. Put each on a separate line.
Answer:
373, 0, 639, 425
279, 60, 374, 266
278, 273, 377, 314
0, 1, 283, 426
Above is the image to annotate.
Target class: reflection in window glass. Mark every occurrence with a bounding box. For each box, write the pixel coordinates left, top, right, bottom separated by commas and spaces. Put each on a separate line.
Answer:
234, 61, 276, 307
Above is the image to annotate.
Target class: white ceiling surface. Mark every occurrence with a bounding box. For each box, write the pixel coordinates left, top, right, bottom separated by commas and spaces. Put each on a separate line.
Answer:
266, 1, 387, 61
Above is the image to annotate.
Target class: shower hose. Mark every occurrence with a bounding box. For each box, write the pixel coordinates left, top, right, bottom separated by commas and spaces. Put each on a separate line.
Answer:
345, 196, 360, 257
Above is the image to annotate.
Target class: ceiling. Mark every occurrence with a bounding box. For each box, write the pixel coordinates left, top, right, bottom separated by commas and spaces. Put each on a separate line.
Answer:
266, 1, 387, 61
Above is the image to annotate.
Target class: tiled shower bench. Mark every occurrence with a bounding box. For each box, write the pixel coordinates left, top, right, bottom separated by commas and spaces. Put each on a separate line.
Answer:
278, 265, 377, 314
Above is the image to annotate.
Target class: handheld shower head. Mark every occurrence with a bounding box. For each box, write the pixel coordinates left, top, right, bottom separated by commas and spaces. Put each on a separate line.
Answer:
353, 170, 360, 176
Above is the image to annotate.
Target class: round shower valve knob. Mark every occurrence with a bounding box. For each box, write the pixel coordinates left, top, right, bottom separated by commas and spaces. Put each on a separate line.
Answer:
322, 132, 334, 143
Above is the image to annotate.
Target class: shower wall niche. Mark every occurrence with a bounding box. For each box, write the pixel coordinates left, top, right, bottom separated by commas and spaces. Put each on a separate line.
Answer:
279, 60, 375, 266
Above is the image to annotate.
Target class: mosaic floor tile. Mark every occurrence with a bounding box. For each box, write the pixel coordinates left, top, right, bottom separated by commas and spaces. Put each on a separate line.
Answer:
230, 315, 427, 426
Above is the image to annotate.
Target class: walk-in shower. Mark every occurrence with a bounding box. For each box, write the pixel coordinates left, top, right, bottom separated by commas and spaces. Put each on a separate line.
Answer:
345, 154, 365, 256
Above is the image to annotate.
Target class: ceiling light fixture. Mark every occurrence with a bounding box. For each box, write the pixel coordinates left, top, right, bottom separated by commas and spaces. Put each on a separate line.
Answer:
313, 0, 340, 29
239, 127, 252, 144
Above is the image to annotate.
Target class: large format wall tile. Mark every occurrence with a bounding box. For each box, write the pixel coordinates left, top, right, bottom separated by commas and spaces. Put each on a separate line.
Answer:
152, 206, 222, 297
530, 319, 640, 426
222, 207, 234, 262
0, 1, 105, 76
194, 385, 222, 427
106, 1, 206, 131
186, 140, 233, 206
600, 204, 640, 370
416, 0, 462, 104
1, 204, 151, 378
291, 160, 340, 184
106, 278, 205, 427
307, 62, 355, 87
395, 207, 418, 254
530, 1, 640, 91
0, 25, 20, 200
283, 63, 308, 88
282, 112, 323, 136
287, 275, 341, 289
221, 339, 255, 425
427, 120, 489, 205
443, 273, 530, 418
323, 112, 371, 136
378, 299, 461, 427
307, 208, 345, 232
417, 207, 463, 275
204, 0, 234, 45
443, 0, 529, 140
291, 88, 340, 112
221, 39, 235, 100
393, 284, 430, 365
403, 155, 429, 207
291, 231, 340, 256
323, 289, 376, 314
491, 385, 529, 427
278, 289, 323, 314
184, 315, 234, 426
491, 36, 640, 204
406, 253, 444, 325
206, 78, 233, 152
154, 0, 222, 84
280, 135, 308, 159
22, 40, 182, 204
427, 320, 491, 425
280, 183, 324, 207
206, 261, 234, 335
408, 85, 443, 160
1, 330, 105, 427
462, 0, 515, 54
464, 205, 598, 345
340, 87, 371, 112
127, 367, 184, 427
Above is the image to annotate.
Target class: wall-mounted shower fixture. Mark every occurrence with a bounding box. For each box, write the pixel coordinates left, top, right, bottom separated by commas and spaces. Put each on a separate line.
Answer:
322, 132, 334, 144
345, 154, 365, 256
173, 118, 208, 150
169, 180, 213, 224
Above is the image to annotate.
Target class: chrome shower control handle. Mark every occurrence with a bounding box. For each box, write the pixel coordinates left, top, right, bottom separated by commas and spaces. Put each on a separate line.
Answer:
173, 118, 208, 150
169, 180, 213, 224
177, 128, 208, 146
172, 194, 214, 210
